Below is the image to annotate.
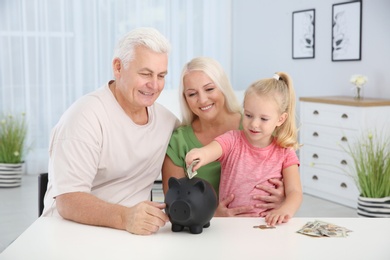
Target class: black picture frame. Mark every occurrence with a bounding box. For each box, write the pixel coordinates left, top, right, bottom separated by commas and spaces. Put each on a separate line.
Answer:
332, 1, 362, 61
292, 9, 315, 59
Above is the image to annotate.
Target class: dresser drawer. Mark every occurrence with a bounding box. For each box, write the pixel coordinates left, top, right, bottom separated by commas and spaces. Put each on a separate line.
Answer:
301, 145, 353, 175
302, 168, 360, 205
301, 124, 358, 151
299, 96, 390, 208
301, 102, 359, 129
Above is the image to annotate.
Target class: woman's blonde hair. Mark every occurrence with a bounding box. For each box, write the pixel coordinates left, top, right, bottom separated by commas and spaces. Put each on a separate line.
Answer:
179, 57, 241, 125
244, 72, 299, 150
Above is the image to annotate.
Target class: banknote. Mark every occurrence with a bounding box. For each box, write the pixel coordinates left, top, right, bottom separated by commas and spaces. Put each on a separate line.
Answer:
297, 220, 352, 237
186, 159, 200, 179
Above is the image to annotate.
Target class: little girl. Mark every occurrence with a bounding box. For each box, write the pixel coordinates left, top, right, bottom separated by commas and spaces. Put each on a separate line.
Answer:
185, 72, 302, 226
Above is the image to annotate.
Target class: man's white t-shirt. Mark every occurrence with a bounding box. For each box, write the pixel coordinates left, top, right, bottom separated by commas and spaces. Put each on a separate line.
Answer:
42, 82, 179, 217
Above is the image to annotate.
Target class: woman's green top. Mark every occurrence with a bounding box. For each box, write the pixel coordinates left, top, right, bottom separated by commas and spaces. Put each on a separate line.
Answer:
166, 121, 243, 196
166, 125, 221, 195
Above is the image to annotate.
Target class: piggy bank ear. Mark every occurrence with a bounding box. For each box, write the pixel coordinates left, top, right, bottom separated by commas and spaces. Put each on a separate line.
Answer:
194, 180, 205, 193
168, 177, 181, 189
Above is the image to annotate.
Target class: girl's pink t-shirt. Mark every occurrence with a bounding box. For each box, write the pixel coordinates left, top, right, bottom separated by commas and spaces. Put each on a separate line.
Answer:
215, 130, 299, 214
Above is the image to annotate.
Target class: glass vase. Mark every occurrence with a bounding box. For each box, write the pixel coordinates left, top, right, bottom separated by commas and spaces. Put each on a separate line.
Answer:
355, 87, 362, 100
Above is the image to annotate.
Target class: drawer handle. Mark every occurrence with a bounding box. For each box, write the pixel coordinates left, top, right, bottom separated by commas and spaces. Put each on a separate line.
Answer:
313, 110, 319, 115
340, 160, 347, 165
341, 136, 348, 142
312, 132, 319, 137
341, 113, 348, 119
340, 182, 347, 188
312, 175, 318, 181
312, 154, 319, 159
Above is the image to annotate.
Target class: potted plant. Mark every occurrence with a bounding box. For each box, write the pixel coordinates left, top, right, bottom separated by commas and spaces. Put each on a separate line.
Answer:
346, 131, 390, 217
0, 112, 28, 187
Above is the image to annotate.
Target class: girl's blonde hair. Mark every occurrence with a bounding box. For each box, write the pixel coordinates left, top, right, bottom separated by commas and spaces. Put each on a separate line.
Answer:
179, 57, 241, 125
244, 72, 299, 150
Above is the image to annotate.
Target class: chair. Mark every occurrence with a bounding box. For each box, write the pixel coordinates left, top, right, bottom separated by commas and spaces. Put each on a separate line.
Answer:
150, 180, 163, 202
38, 173, 48, 216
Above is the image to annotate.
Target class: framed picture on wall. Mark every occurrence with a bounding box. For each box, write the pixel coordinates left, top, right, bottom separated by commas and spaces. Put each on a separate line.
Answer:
332, 1, 362, 61
292, 9, 315, 59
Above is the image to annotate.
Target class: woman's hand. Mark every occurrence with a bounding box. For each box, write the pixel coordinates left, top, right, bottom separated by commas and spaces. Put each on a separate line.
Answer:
252, 178, 286, 217
214, 194, 258, 217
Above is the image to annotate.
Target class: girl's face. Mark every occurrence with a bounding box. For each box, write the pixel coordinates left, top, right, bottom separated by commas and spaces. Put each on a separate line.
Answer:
183, 71, 226, 121
242, 93, 287, 147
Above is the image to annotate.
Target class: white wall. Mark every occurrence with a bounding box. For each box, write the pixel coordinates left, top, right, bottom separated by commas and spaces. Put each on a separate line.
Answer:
231, 0, 390, 102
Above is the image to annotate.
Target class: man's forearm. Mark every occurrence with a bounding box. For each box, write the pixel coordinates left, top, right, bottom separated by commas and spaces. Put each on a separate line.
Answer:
56, 192, 126, 230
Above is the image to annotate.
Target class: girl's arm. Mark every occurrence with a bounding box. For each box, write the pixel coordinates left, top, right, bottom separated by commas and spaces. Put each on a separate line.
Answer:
264, 164, 302, 226
185, 140, 223, 172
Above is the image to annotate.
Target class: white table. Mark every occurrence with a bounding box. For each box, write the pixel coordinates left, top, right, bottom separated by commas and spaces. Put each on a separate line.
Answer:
1, 217, 389, 260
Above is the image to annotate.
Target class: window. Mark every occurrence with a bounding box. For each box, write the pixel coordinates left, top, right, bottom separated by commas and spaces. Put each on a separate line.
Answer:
0, 0, 232, 174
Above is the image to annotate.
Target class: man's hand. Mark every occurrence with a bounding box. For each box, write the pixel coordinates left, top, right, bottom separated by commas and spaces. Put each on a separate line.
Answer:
214, 194, 257, 217
57, 193, 169, 236
124, 201, 169, 235
252, 179, 285, 217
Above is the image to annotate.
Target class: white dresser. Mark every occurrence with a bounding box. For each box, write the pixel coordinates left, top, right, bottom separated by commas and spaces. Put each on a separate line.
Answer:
299, 96, 390, 208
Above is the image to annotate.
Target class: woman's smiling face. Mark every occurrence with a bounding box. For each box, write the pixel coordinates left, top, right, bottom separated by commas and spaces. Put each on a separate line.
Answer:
183, 70, 226, 121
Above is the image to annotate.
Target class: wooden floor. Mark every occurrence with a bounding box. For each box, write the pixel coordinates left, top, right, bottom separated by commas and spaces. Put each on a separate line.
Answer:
0, 175, 357, 253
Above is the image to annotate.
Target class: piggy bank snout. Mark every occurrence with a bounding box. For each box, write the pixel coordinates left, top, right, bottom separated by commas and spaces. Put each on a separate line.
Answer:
169, 200, 191, 221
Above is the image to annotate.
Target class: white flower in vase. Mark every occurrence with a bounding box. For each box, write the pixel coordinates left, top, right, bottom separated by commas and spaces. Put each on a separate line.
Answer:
350, 75, 368, 99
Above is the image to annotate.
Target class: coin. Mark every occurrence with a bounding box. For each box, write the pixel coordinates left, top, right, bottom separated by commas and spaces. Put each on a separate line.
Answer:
253, 225, 276, 229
